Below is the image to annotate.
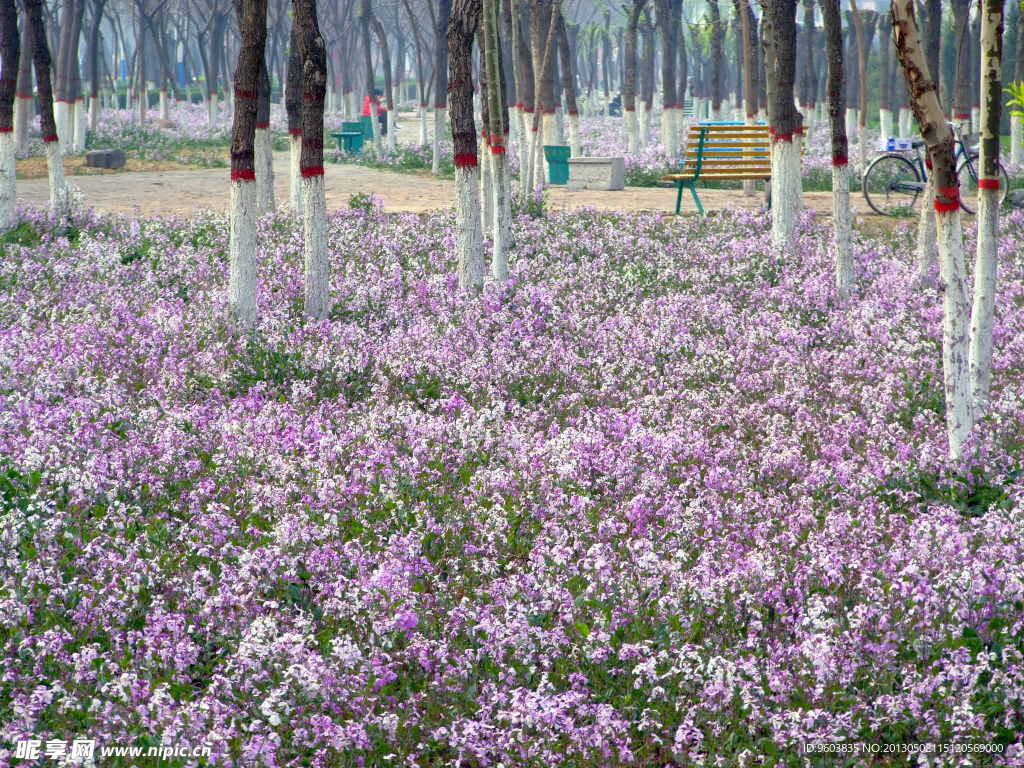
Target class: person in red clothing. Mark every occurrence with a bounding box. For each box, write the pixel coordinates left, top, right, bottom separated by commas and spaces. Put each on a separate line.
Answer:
363, 89, 387, 136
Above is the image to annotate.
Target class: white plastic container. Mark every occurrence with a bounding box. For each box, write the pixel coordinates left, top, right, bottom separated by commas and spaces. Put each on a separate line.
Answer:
881, 137, 914, 151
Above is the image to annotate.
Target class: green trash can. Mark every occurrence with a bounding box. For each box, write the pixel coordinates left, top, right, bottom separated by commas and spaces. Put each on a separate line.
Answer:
544, 145, 571, 185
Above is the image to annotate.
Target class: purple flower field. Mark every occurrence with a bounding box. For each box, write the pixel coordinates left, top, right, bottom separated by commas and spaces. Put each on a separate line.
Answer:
2, 199, 1024, 766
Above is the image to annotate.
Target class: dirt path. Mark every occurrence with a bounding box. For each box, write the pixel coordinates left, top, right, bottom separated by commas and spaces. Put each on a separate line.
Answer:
16, 150, 846, 218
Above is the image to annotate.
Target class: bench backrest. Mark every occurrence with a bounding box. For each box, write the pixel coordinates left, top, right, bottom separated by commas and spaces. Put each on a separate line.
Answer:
679, 124, 809, 178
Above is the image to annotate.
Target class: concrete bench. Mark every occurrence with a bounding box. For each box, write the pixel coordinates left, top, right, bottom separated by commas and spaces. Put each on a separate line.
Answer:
567, 157, 625, 191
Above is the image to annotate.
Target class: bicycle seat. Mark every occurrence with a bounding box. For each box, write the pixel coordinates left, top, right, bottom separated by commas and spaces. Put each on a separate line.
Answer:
911, 139, 925, 148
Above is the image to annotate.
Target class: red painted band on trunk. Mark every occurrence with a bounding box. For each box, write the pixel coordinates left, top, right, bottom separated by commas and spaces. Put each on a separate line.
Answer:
160, 87, 167, 92
289, 128, 302, 136
978, 178, 1000, 189
543, 109, 555, 114
935, 186, 960, 211
568, 110, 579, 116
491, 145, 506, 154
0, 127, 12, 133
43, 134, 59, 143
256, 122, 270, 129
747, 112, 756, 118
454, 153, 478, 168
524, 107, 534, 113
300, 165, 325, 177
953, 112, 970, 119
231, 169, 256, 181
235, 89, 258, 100
516, 103, 524, 108
833, 156, 849, 166
434, 103, 447, 108
925, 158, 933, 170
16, 93, 33, 99
774, 133, 794, 143
624, 106, 635, 111
935, 199, 959, 212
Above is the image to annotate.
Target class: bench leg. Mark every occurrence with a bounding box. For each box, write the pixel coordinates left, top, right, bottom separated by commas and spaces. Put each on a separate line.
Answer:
675, 181, 684, 215
690, 183, 704, 215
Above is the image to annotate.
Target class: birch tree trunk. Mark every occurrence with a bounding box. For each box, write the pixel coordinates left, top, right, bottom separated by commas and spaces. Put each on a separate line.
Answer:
968, 0, 1003, 414
14, 20, 31, 154
892, 0, 973, 459
0, 0, 18, 230
820, 0, 852, 293
767, 0, 802, 249
433, 0, 453, 175
483, 0, 511, 282
228, 0, 268, 332
294, 0, 329, 320
449, 0, 485, 290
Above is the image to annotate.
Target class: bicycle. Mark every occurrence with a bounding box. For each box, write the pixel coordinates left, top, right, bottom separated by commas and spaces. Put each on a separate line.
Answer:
862, 123, 1009, 216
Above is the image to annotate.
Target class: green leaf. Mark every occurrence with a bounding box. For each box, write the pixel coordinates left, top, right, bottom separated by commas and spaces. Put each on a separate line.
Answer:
574, 620, 591, 639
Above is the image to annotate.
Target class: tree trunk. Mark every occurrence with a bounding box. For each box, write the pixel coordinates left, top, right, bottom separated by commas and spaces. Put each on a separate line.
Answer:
820, 0, 852, 293
800, 1, 815, 122
433, 0, 453, 174
555, 8, 579, 156
448, 0, 484, 289
482, 0, 510, 282
950, 0, 971, 128
88, 0, 107, 131
969, 10, 980, 131
623, 0, 642, 155
370, 14, 396, 151
0, 0, 17, 229
656, 0, 679, 157
14, 19, 30, 153
26, 0, 66, 220
710, 0, 723, 118
879, 10, 893, 137
969, 0, 1002, 413
737, 0, 757, 196
228, 0, 268, 331
1012, 6, 1022, 164
256, 55, 274, 213
848, 0, 868, 171
293, 0, 328, 320
768, 0, 800, 249
286, 22, 303, 214
360, 0, 382, 159
54, 0, 73, 152
892, 0, 973, 459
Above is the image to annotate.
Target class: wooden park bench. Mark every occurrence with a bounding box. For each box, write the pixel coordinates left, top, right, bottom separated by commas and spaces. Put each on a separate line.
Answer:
663, 123, 806, 215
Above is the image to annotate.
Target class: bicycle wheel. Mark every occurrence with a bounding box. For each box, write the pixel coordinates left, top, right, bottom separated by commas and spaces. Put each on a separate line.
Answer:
863, 154, 921, 216
956, 156, 1010, 215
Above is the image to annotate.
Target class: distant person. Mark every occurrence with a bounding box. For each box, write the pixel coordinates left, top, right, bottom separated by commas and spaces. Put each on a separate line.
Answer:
363, 89, 387, 135
608, 94, 622, 117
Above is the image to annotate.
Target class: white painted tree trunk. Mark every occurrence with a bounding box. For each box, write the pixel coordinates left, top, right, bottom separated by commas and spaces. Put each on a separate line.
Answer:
543, 110, 557, 146
178, 98, 186, 127
369, 102, 383, 159
492, 150, 511, 283
845, 106, 857, 139
935, 207, 974, 459
419, 106, 429, 145
228, 179, 259, 330
91, 95, 100, 131
209, 93, 219, 125
640, 103, 651, 147
663, 107, 675, 157
626, 108, 639, 155
793, 130, 805, 212
480, 143, 494, 231
138, 87, 146, 126
916, 176, 938, 286
0, 131, 15, 230
970, 186, 998, 413
289, 133, 303, 214
73, 97, 86, 153
744, 113, 757, 196
833, 163, 853, 294
1011, 115, 1023, 165
771, 139, 798, 250
14, 97, 31, 153
303, 173, 330, 320
255, 127, 274, 214
555, 106, 565, 145
971, 106, 980, 134
880, 108, 894, 139
519, 108, 531, 188
159, 89, 169, 119
387, 111, 396, 151
568, 111, 581, 157
898, 107, 912, 138
456, 164, 485, 290
45, 139, 67, 221
55, 101, 68, 155
432, 107, 446, 174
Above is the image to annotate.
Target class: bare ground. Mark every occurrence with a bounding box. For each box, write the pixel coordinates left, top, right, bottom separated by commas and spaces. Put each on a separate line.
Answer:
15, 150, 859, 219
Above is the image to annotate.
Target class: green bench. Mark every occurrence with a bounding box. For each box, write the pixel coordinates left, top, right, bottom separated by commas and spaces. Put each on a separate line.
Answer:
331, 122, 365, 154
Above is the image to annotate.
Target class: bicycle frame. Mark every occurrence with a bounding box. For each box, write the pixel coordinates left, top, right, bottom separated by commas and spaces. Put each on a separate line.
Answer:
882, 123, 977, 195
